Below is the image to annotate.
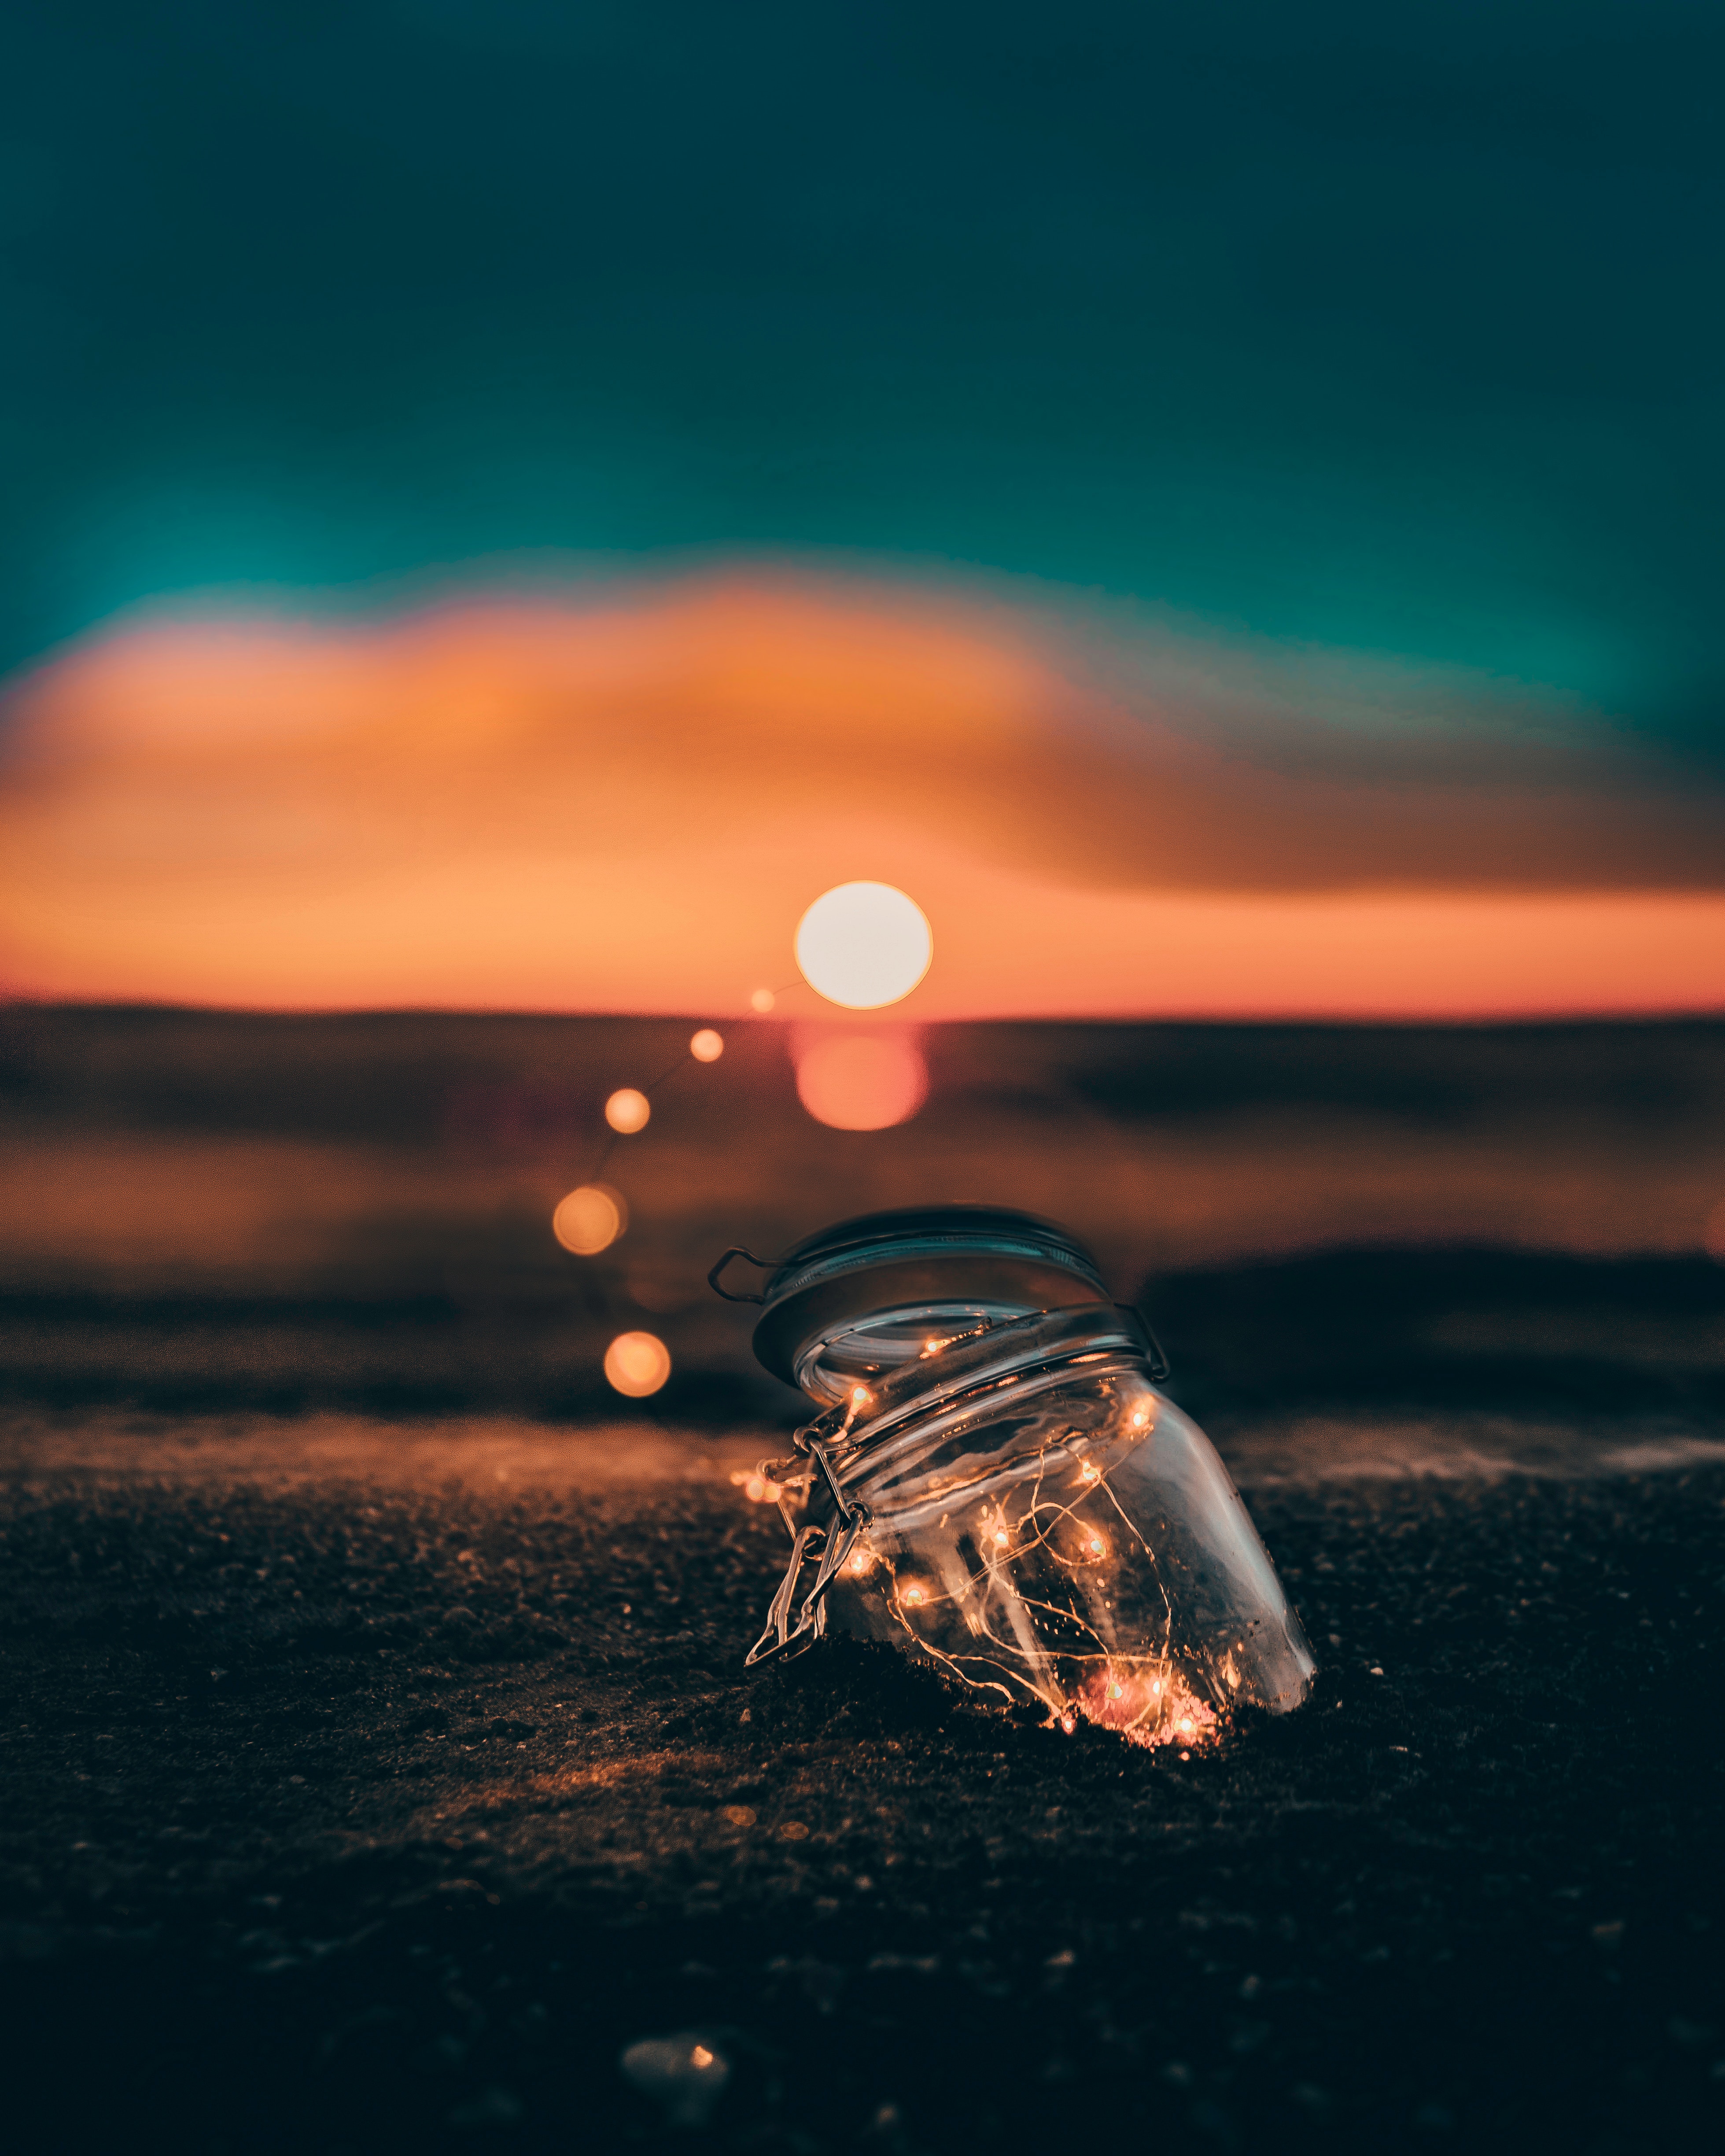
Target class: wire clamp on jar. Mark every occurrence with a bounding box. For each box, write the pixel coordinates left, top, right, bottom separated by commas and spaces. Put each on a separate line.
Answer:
745, 1394, 875, 1667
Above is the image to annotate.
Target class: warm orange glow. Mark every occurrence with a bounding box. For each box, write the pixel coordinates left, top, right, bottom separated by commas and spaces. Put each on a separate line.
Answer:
731, 1468, 783, 1504
749, 989, 777, 1013
2, 571, 1721, 1019
604, 1087, 650, 1135
795, 881, 932, 1009
793, 1029, 928, 1130
551, 1183, 627, 1255
604, 1330, 671, 1397
689, 1028, 724, 1062
1075, 1665, 1220, 1748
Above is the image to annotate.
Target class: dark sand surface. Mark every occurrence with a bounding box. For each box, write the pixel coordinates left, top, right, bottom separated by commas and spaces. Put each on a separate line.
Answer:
4, 1411, 1723, 2156
4, 1012, 1724, 2151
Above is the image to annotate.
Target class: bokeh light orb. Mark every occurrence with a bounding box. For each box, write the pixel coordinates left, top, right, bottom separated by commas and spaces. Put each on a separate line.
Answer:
794, 1032, 928, 1131
795, 882, 932, 1010
551, 1183, 628, 1255
750, 988, 777, 1014
604, 1087, 651, 1134
604, 1330, 672, 1397
689, 1028, 724, 1063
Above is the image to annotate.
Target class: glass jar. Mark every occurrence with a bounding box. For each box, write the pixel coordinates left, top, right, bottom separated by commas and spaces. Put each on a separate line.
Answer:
711, 1207, 1314, 1746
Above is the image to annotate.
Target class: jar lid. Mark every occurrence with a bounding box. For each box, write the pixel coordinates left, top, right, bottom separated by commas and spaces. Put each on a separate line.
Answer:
740, 1204, 1110, 1392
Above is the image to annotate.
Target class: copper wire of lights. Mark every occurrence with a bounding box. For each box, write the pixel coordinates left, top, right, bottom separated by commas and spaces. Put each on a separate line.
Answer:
740, 1373, 1229, 1750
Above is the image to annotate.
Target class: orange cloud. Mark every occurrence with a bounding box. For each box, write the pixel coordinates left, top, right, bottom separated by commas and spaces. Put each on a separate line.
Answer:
1, 572, 1721, 1018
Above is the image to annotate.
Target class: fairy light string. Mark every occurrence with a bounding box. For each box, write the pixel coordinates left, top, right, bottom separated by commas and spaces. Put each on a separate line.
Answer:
740, 1333, 1243, 1750
557, 885, 1279, 1750
553, 980, 813, 1389
560, 881, 933, 1393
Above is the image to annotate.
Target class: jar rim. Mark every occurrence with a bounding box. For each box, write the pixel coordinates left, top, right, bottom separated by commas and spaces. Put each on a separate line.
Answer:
750, 1205, 1110, 1391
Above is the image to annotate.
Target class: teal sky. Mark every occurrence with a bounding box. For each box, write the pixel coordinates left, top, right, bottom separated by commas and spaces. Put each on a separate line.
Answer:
4, 1, 1722, 759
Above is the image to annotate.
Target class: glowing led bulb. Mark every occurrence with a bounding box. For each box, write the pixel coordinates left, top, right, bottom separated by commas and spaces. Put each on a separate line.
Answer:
605, 1087, 651, 1134
551, 1183, 627, 1255
690, 1028, 724, 1062
750, 988, 776, 1013
604, 1330, 671, 1397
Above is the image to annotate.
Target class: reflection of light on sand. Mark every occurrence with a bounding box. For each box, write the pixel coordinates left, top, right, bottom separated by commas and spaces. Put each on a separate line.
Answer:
795, 882, 932, 1010
794, 1031, 928, 1130
604, 1087, 651, 1134
603, 1330, 671, 1397
551, 1183, 627, 1254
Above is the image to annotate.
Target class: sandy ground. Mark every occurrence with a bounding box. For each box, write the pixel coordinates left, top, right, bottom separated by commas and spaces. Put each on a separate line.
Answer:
4, 1012, 1723, 2150
3, 1406, 1723, 2156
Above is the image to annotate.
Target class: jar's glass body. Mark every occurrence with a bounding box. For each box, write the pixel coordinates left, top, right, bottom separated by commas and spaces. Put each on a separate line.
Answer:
813, 1305, 1313, 1743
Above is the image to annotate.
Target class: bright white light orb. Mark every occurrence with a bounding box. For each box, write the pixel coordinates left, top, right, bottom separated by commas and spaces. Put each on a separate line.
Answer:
794, 882, 931, 1010
604, 1087, 651, 1134
551, 1183, 627, 1255
689, 1028, 724, 1063
604, 1330, 671, 1397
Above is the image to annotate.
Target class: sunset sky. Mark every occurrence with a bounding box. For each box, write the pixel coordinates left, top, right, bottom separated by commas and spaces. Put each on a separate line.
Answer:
2, 4, 1721, 1017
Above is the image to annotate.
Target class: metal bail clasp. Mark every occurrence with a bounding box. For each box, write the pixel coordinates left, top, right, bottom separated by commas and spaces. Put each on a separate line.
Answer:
707, 1247, 777, 1304
744, 1423, 874, 1668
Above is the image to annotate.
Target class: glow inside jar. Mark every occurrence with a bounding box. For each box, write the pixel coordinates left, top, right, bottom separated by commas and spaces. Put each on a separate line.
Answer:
713, 1206, 1315, 1745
